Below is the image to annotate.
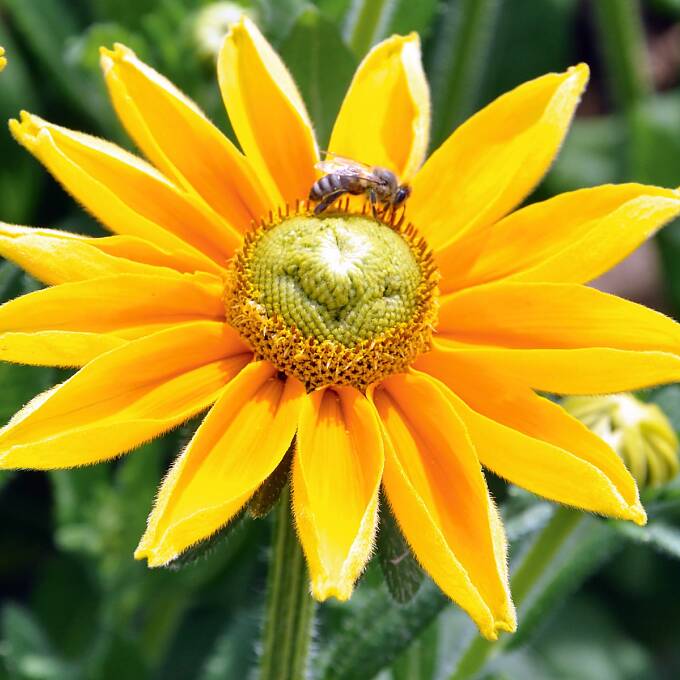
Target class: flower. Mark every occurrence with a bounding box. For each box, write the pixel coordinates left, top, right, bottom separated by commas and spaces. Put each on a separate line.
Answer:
0, 47, 6, 72
1, 17, 680, 640
563, 394, 679, 488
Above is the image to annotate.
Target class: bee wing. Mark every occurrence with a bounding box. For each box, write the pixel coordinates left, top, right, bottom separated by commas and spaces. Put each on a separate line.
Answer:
315, 152, 378, 181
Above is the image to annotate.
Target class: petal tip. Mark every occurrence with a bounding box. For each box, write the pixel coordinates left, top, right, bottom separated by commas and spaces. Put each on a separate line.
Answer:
629, 502, 647, 526
311, 577, 353, 602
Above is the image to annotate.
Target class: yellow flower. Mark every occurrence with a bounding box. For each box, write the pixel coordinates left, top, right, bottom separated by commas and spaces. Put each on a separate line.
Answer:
1, 17, 680, 640
0, 47, 6, 72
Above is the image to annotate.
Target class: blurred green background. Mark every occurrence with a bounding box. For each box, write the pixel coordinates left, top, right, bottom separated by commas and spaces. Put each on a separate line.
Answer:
1, 0, 680, 678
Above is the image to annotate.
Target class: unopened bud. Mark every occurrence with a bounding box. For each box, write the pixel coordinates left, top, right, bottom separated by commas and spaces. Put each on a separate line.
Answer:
563, 394, 679, 488
0, 47, 7, 72
194, 3, 257, 60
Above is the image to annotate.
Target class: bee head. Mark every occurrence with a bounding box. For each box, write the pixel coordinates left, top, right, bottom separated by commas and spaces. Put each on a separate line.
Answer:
393, 184, 411, 206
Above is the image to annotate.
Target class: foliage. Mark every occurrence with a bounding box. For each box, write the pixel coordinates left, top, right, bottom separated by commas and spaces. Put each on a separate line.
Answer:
1, 0, 680, 678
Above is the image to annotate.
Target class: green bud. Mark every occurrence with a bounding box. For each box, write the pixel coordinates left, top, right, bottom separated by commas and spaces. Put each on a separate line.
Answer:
563, 393, 679, 488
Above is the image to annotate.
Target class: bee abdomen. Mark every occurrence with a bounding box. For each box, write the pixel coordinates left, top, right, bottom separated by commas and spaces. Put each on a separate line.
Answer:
309, 173, 345, 199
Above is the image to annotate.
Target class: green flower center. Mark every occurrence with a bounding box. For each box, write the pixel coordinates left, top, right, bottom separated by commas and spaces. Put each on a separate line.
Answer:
225, 203, 438, 391
248, 215, 422, 346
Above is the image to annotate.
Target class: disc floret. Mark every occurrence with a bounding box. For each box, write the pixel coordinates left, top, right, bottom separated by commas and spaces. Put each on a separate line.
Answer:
225, 202, 439, 391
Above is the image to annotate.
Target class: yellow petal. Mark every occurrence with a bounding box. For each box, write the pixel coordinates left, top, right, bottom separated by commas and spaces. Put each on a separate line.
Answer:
415, 349, 643, 521
293, 386, 383, 601
0, 222, 201, 285
10, 112, 239, 272
0, 331, 126, 366
410, 64, 589, 255
430, 342, 680, 394
446, 184, 680, 292
0, 272, 224, 347
0, 322, 251, 469
218, 17, 318, 206
136, 361, 304, 566
445, 389, 645, 525
438, 282, 680, 353
329, 33, 429, 181
100, 44, 273, 231
369, 372, 515, 640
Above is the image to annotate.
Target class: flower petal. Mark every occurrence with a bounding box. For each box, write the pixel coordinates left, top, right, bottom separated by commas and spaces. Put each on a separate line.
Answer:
0, 272, 224, 366
0, 222, 202, 285
410, 64, 589, 255
136, 361, 304, 567
293, 386, 383, 601
429, 342, 680, 394
10, 112, 239, 272
438, 282, 680, 352
328, 33, 429, 181
218, 17, 318, 206
415, 349, 643, 522
445, 184, 680, 292
0, 321, 251, 469
100, 43, 273, 231
369, 372, 515, 640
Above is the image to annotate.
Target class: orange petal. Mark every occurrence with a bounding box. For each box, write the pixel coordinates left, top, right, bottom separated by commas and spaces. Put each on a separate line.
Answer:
136, 361, 304, 566
446, 184, 680, 292
0, 272, 224, 352
410, 64, 589, 257
0, 222, 204, 285
10, 112, 239, 272
293, 386, 383, 600
100, 43, 272, 231
415, 349, 643, 522
369, 371, 515, 640
0, 322, 251, 469
218, 17, 318, 206
429, 341, 680, 394
329, 33, 429, 181
437, 282, 680, 353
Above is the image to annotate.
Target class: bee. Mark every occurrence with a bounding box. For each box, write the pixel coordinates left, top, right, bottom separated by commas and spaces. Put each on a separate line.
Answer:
309, 153, 411, 217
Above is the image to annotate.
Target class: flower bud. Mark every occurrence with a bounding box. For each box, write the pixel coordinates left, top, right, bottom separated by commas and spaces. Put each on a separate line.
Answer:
563, 394, 679, 488
0, 47, 7, 72
193, 3, 257, 61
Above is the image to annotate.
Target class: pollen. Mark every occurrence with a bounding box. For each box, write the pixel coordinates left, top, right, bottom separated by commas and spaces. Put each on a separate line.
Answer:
225, 201, 439, 391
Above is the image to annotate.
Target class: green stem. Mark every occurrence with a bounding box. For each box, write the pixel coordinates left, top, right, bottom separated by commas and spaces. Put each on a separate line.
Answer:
258, 485, 316, 680
430, 0, 501, 147
593, 0, 652, 109
346, 0, 394, 58
450, 507, 582, 680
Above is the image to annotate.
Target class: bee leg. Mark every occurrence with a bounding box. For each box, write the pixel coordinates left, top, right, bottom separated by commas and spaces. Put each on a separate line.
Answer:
368, 189, 379, 218
314, 190, 346, 214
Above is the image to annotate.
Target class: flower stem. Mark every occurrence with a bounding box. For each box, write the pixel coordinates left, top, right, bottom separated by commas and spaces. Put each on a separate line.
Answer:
450, 507, 582, 680
258, 484, 316, 680
430, 0, 501, 147
346, 0, 393, 58
593, 0, 652, 109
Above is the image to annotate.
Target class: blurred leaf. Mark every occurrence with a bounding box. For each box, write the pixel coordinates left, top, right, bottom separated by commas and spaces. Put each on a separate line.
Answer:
254, 0, 309, 42
0, 25, 42, 223
2, 0, 108, 126
376, 500, 423, 604
391, 621, 438, 680
615, 521, 680, 561
544, 115, 626, 195
384, 0, 439, 38
505, 518, 623, 651
478, 0, 579, 108
1, 604, 75, 680
280, 6, 356, 146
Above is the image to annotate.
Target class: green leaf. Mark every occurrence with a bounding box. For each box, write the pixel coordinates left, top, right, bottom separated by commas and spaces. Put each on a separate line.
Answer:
383, 0, 439, 37
280, 6, 357, 147
376, 499, 423, 604
1, 604, 75, 680
615, 521, 680, 561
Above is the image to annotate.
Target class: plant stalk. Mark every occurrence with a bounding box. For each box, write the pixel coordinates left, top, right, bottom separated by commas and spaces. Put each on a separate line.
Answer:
450, 507, 583, 680
593, 0, 652, 109
346, 0, 394, 58
258, 485, 316, 680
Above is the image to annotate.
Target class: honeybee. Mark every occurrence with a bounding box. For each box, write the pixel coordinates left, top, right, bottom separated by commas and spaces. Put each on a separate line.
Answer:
309, 153, 411, 216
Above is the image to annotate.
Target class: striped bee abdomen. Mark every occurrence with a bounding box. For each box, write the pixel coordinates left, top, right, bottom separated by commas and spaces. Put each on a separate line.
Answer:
309, 173, 351, 200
